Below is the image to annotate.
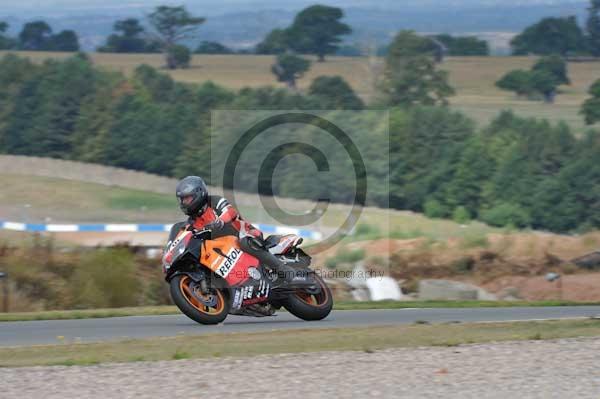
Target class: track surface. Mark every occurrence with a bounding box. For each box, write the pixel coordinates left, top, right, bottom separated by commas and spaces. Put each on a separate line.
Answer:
2, 306, 600, 347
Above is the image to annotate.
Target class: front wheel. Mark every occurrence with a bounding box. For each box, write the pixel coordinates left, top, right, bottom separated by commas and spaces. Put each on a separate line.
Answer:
283, 273, 333, 321
170, 274, 230, 325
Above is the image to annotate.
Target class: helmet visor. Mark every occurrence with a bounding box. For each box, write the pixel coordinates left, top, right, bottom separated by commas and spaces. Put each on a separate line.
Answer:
180, 195, 195, 206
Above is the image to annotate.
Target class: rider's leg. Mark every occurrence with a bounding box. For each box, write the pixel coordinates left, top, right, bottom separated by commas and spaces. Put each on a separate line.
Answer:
239, 236, 304, 283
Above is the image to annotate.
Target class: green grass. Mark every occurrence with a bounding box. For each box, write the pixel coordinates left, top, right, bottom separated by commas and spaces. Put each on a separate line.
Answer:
2, 300, 599, 322
106, 191, 176, 210
0, 173, 501, 240
1, 319, 599, 367
333, 300, 600, 310
0, 306, 180, 322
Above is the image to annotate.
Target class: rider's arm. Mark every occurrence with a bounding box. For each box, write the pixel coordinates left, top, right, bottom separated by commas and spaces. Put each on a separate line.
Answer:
210, 195, 238, 224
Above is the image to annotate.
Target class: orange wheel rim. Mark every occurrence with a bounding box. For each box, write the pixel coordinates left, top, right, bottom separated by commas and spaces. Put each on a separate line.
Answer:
295, 277, 329, 307
180, 275, 225, 315
297, 292, 315, 304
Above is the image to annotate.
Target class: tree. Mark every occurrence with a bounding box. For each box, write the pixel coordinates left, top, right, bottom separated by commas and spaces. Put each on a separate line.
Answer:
532, 55, 570, 85
0, 21, 16, 50
510, 16, 585, 56
231, 86, 323, 109
481, 203, 532, 228
148, 6, 205, 69
581, 79, 600, 124
195, 41, 232, 54
529, 70, 560, 103
388, 106, 474, 210
116, 18, 145, 38
496, 70, 533, 97
255, 28, 290, 54
286, 5, 351, 61
445, 136, 494, 215
308, 75, 364, 109
98, 18, 152, 53
271, 54, 310, 89
497, 56, 566, 103
387, 31, 438, 59
19, 21, 52, 50
167, 45, 191, 69
497, 69, 559, 103
47, 30, 79, 51
3, 56, 99, 157
587, 0, 600, 56
18, 21, 79, 51
381, 56, 454, 106
434, 34, 489, 56
380, 31, 454, 107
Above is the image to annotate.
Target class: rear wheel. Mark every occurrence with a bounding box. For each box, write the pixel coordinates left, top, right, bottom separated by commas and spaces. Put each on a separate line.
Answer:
170, 274, 230, 325
283, 273, 333, 321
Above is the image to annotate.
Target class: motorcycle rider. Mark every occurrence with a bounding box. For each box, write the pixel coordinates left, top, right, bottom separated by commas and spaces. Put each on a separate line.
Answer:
175, 176, 305, 283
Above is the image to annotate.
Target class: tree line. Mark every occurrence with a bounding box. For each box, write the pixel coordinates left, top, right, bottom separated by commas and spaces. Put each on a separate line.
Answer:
2, 1, 599, 61
510, 0, 600, 57
0, 4, 493, 66
0, 20, 79, 52
488, 0, 600, 106
0, 52, 599, 233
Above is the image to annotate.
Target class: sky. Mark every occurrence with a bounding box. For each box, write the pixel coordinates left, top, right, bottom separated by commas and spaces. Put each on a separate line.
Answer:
0, 0, 585, 17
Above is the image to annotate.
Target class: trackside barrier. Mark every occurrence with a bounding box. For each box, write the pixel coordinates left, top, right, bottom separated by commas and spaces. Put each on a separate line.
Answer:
0, 220, 323, 240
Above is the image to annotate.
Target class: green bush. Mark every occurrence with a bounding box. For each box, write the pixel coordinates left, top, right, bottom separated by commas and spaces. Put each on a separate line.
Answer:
424, 199, 448, 219
70, 249, 140, 308
452, 206, 471, 224
581, 79, 600, 125
353, 223, 381, 239
325, 257, 338, 270
308, 75, 364, 109
460, 232, 490, 249
481, 203, 532, 228
325, 248, 366, 269
390, 229, 425, 239
166, 45, 191, 69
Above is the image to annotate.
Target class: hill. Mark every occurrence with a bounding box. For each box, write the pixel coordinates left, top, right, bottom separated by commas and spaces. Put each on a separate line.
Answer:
0, 156, 498, 242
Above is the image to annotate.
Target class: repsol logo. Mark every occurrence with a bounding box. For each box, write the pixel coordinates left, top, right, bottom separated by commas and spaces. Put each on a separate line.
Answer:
216, 248, 242, 278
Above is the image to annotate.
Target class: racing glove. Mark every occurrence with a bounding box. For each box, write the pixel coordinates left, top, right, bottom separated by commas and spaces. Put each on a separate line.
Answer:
205, 219, 224, 231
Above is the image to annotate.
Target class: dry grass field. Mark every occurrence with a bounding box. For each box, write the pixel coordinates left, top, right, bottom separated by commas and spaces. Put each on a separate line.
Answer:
3, 51, 599, 133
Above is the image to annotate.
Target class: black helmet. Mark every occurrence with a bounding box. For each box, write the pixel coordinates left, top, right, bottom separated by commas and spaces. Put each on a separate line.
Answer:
176, 176, 208, 216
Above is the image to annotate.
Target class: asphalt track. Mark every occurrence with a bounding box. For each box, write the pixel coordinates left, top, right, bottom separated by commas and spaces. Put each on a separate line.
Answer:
2, 306, 600, 347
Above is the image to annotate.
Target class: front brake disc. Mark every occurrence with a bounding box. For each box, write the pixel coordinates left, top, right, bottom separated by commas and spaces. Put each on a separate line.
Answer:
189, 281, 218, 307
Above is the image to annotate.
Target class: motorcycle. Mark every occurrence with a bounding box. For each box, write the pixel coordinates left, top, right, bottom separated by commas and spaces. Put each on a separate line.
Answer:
161, 223, 333, 325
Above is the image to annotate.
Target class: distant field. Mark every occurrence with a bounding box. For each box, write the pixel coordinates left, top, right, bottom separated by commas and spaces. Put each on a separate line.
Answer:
2, 51, 599, 133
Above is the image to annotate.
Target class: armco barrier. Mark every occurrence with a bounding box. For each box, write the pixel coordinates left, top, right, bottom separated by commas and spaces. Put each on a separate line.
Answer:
0, 220, 323, 240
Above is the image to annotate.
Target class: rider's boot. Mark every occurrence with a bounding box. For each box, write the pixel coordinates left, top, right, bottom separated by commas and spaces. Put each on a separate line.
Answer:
239, 236, 308, 284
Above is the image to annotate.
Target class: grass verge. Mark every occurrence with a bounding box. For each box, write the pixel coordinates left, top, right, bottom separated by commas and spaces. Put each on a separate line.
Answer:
1, 300, 599, 322
0, 306, 180, 322
1, 319, 599, 367
332, 300, 600, 310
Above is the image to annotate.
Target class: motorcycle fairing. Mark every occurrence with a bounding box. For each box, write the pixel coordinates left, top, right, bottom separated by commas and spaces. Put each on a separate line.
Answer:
200, 236, 261, 286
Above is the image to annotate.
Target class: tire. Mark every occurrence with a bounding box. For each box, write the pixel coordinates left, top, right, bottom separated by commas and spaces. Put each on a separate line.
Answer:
282, 274, 333, 321
170, 274, 230, 325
